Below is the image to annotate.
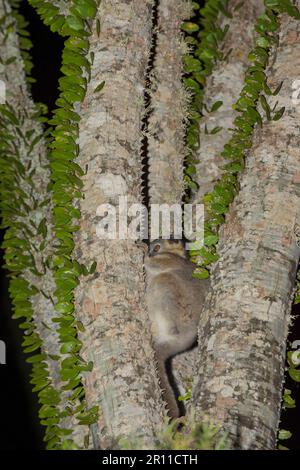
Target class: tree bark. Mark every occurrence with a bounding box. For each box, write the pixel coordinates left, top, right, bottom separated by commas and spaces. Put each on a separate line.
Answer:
174, 0, 264, 415
73, 0, 166, 449
189, 8, 300, 449
193, 0, 264, 203
147, 0, 192, 206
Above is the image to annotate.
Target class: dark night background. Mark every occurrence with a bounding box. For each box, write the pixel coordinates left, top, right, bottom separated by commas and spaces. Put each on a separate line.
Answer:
0, 0, 300, 451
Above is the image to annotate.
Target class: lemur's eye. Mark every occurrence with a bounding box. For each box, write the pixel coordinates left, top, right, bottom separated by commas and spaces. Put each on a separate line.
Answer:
153, 244, 161, 252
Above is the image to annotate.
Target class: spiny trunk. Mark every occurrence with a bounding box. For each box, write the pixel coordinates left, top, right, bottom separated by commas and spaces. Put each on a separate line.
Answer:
175, 0, 264, 413
73, 0, 166, 449
147, 0, 192, 206
193, 0, 264, 203
189, 8, 300, 449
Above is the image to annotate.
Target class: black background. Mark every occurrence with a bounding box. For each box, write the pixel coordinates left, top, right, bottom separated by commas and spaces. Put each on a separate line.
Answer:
0, 0, 299, 451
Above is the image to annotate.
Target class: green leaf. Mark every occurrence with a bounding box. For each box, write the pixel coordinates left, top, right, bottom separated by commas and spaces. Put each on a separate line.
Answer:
49, 15, 65, 33
55, 301, 75, 314
89, 261, 97, 274
26, 354, 46, 364
248, 46, 269, 66
264, 0, 280, 6
218, 2, 233, 18
0, 107, 19, 125
192, 268, 210, 279
96, 19, 101, 37
71, 0, 97, 19
260, 95, 271, 120
60, 340, 81, 354
62, 377, 81, 390
183, 55, 202, 73
24, 342, 42, 353
66, 15, 85, 31
246, 106, 263, 127
61, 63, 83, 78
191, 2, 200, 10
255, 36, 270, 48
198, 47, 218, 61
63, 49, 90, 69
39, 405, 59, 419
272, 81, 283, 96
248, 70, 266, 84
181, 22, 200, 33
223, 161, 244, 173
288, 367, 300, 382
186, 165, 196, 176
210, 126, 222, 135
94, 81, 105, 93
272, 106, 285, 121
262, 81, 272, 96
278, 430, 292, 440
204, 234, 219, 246
55, 276, 79, 293
37, 218, 48, 238
183, 78, 201, 93
185, 36, 198, 46
6, 56, 17, 65
54, 107, 80, 122
210, 100, 223, 112
65, 36, 89, 52
77, 321, 86, 332
61, 367, 80, 381
283, 391, 296, 409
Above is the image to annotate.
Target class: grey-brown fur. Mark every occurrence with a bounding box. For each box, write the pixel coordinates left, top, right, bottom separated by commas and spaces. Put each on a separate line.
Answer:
145, 239, 210, 418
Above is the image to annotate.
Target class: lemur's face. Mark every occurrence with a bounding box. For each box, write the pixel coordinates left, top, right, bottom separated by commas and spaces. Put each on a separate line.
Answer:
149, 239, 185, 258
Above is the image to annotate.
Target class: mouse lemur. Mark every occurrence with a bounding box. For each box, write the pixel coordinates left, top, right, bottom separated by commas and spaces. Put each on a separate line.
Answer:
144, 238, 210, 418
